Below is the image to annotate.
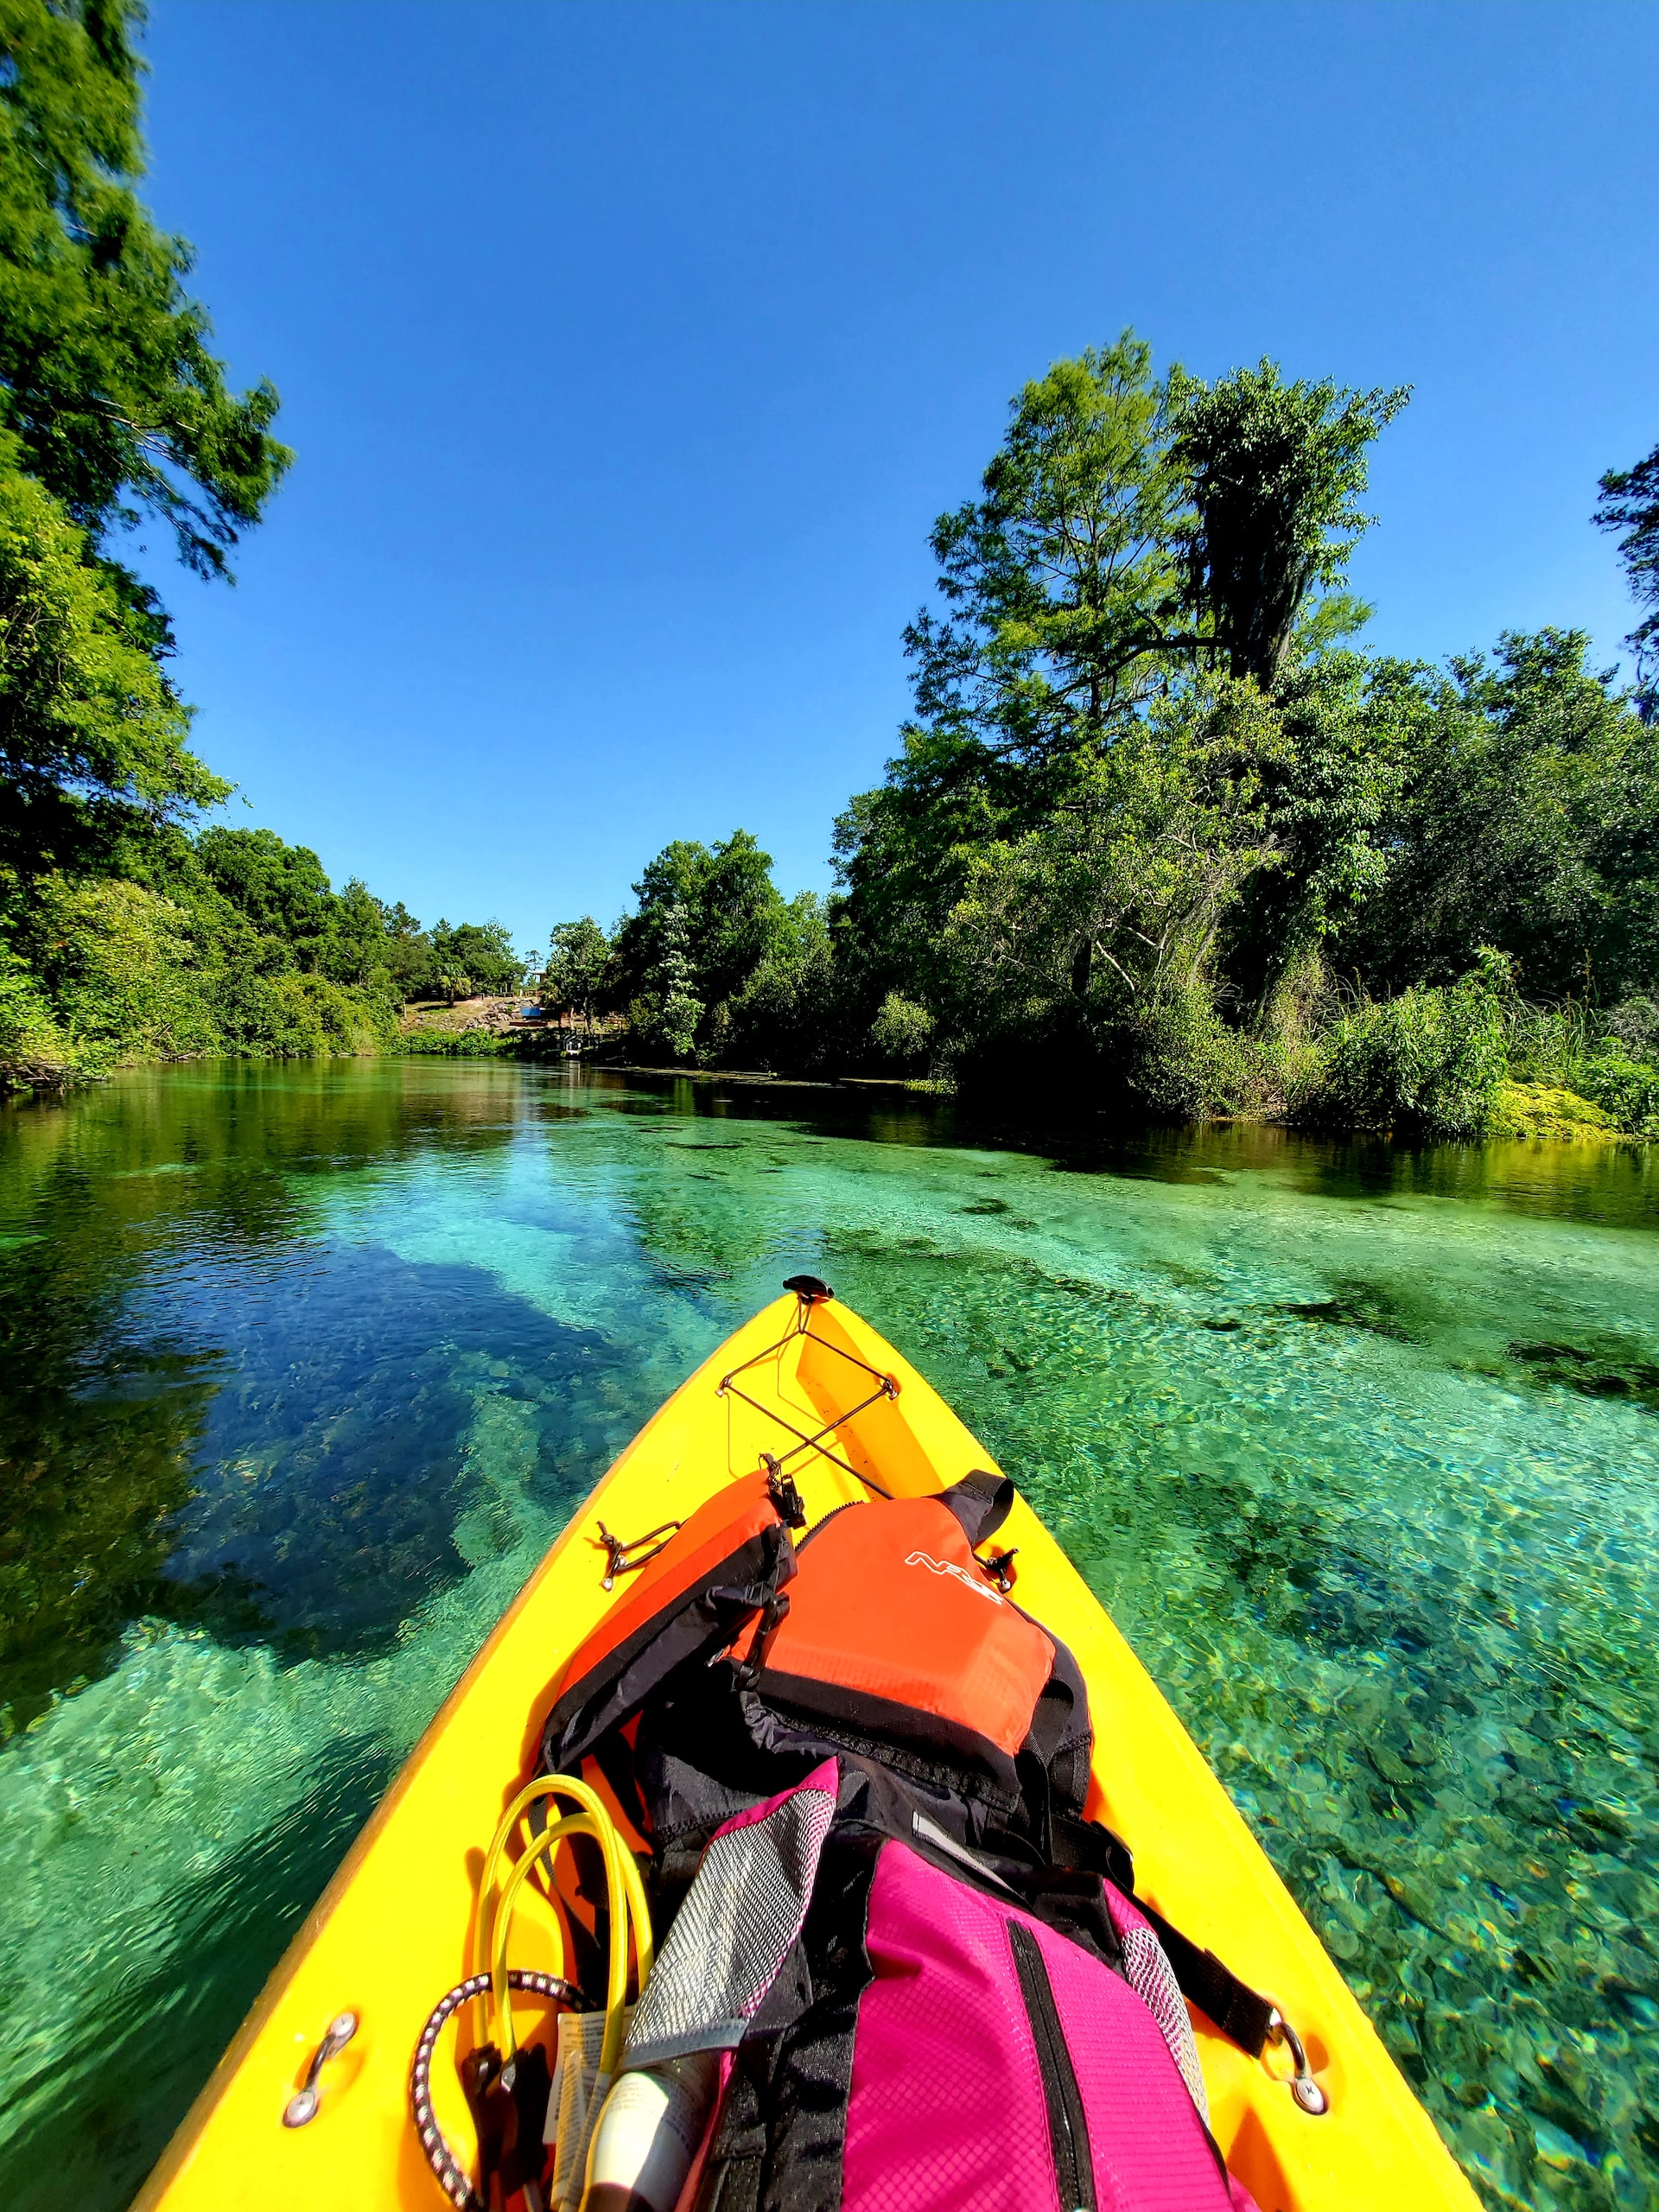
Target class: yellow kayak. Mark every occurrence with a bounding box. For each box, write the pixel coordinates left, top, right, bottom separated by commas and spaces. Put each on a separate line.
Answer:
134, 1289, 1478, 2212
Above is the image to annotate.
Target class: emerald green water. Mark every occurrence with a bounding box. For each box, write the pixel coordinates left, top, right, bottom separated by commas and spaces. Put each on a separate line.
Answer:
2, 1062, 1656, 2211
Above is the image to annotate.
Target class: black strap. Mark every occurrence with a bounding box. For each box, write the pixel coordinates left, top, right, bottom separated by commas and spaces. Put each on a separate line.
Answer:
541, 1523, 796, 1773
1050, 1813, 1274, 2058
938, 1467, 1015, 1547
1136, 1901, 1276, 2058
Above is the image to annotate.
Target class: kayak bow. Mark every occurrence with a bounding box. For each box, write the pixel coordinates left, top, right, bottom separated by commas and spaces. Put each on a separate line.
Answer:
135, 1290, 1478, 2212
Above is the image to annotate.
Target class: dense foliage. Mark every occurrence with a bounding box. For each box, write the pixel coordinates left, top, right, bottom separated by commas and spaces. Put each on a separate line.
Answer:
540, 830, 833, 1070
538, 341, 1657, 1141
0, 0, 288, 878
1, 816, 525, 1077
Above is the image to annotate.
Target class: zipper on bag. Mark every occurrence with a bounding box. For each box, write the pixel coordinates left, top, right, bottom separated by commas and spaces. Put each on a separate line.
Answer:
1008, 1919, 1096, 2212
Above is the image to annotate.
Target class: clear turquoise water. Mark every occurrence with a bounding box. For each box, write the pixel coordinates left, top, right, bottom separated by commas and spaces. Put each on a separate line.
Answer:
2, 1060, 1656, 2211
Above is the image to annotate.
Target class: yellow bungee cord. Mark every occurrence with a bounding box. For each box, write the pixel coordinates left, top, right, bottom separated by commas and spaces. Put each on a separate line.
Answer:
474, 1772, 655, 2077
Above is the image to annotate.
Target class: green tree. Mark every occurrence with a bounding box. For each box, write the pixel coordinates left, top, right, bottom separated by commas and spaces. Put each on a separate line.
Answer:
1170, 360, 1407, 690
1217, 652, 1407, 1013
1593, 439, 1659, 721
693, 830, 789, 1007
321, 877, 390, 990
543, 916, 611, 1018
834, 339, 1196, 1025
934, 675, 1284, 1092
904, 333, 1195, 774
375, 899, 434, 1003
611, 830, 790, 1045
642, 900, 702, 1060
0, 0, 289, 889
195, 826, 334, 963
868, 990, 934, 1072
429, 918, 517, 997
1342, 631, 1658, 1001
835, 342, 1409, 1052
0, 0, 290, 578
0, 441, 225, 872
611, 839, 705, 1008
715, 890, 835, 1070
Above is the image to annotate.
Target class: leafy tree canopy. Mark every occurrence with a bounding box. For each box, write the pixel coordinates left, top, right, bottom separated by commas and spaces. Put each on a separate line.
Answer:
607, 830, 834, 1065
327, 877, 390, 990
0, 0, 289, 889
429, 918, 518, 998
374, 898, 432, 1001
0, 438, 224, 872
543, 916, 611, 1016
1341, 629, 1658, 1001
612, 830, 787, 1013
1217, 651, 1408, 1012
1170, 360, 1408, 690
836, 341, 1410, 1034
936, 673, 1287, 1051
196, 825, 333, 951
1593, 439, 1659, 720
0, 0, 291, 585
906, 334, 1196, 772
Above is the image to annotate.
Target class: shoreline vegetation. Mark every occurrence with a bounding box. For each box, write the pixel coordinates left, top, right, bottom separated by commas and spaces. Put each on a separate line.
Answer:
3, 9, 1658, 1147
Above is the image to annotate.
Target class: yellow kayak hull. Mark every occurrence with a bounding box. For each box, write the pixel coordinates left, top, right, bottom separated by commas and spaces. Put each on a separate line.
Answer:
135, 1292, 1478, 2212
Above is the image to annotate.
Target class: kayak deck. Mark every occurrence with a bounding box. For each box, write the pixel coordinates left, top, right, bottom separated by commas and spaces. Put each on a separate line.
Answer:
135, 1292, 1478, 2212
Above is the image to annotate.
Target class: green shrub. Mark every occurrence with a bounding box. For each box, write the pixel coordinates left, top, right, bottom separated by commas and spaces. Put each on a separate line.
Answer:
199, 967, 394, 1058
1300, 967, 1508, 1139
1574, 1051, 1659, 1138
1503, 997, 1598, 1090
1123, 992, 1268, 1121
397, 1026, 511, 1057
26, 875, 216, 1060
0, 944, 74, 1077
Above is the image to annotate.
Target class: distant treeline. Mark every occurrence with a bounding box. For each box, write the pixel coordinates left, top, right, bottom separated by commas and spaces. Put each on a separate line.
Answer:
543, 345, 1659, 1140
3, 4, 1656, 1141
3, 820, 524, 1077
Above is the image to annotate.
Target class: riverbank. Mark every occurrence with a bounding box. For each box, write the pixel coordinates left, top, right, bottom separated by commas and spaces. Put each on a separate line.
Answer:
7, 1031, 1656, 1147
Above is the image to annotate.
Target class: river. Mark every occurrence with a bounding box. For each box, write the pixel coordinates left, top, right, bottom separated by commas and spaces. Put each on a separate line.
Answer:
2, 1059, 1656, 2212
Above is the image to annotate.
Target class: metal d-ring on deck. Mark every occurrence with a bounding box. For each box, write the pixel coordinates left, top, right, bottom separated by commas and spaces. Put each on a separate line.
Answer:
1266, 2006, 1330, 2114
715, 1277, 899, 1497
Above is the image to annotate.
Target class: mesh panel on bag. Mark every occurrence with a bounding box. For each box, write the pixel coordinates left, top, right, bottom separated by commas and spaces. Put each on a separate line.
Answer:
624, 1778, 836, 2069
1120, 1923, 1209, 2121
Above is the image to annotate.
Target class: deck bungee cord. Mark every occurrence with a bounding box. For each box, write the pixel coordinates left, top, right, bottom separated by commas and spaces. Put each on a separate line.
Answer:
714, 1274, 898, 1496
411, 1776, 654, 2211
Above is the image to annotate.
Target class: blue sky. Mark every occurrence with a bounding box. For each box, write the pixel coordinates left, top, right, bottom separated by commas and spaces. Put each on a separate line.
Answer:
140, 0, 1658, 959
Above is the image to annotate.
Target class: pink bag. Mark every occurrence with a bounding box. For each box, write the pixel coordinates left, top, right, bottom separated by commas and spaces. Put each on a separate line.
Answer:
653, 1770, 1259, 2212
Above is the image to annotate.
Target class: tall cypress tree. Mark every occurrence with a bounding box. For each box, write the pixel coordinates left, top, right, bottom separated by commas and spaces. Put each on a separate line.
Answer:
0, 0, 291, 872
1594, 441, 1659, 722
